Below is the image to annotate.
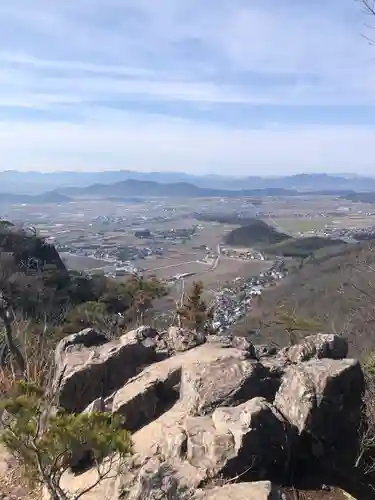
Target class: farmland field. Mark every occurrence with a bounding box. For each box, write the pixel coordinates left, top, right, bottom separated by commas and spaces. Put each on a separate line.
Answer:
267, 217, 331, 235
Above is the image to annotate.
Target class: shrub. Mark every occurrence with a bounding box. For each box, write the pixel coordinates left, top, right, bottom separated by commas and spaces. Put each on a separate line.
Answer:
0, 381, 132, 500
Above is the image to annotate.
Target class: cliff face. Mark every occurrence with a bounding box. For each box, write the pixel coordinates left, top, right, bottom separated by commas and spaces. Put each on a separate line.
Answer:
0, 226, 69, 319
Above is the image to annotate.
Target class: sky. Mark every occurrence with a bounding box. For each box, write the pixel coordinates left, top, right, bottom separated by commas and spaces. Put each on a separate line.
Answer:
1, 0, 375, 175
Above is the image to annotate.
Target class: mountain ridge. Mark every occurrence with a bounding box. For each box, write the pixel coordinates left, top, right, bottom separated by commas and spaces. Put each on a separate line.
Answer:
3, 170, 375, 194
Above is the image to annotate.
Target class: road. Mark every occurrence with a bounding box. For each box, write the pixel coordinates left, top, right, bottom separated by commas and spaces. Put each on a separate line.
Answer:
147, 260, 205, 272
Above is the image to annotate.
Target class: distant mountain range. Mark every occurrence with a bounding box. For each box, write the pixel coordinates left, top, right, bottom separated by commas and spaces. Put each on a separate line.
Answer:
58, 180, 301, 199
3, 170, 375, 194
0, 177, 370, 204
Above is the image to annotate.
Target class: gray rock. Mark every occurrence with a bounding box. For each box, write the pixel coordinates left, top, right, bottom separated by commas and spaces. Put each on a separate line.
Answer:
112, 365, 181, 432
180, 357, 277, 416
83, 397, 105, 413
168, 326, 206, 352
67, 397, 106, 471
254, 345, 278, 359
126, 457, 193, 500
282, 334, 348, 363
205, 335, 233, 348
274, 358, 363, 464
211, 397, 288, 474
53, 329, 158, 413
54, 328, 108, 368
231, 336, 256, 357
171, 397, 288, 479
134, 326, 159, 340
159, 426, 188, 461
184, 415, 235, 471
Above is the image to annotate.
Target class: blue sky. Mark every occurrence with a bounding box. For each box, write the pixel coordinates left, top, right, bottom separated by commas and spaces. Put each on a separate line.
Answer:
1, 0, 375, 175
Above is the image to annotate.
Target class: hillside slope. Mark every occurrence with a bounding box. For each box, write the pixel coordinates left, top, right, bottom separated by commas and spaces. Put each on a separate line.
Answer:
263, 236, 346, 258
234, 242, 375, 357
62, 179, 300, 198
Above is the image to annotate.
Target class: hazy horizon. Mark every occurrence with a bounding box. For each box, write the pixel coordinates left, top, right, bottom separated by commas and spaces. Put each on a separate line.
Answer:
1, 1, 375, 175
1, 169, 374, 180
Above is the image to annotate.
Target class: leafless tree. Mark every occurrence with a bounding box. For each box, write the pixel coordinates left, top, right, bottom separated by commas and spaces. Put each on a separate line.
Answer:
0, 293, 26, 376
0, 254, 26, 376
359, 1, 375, 44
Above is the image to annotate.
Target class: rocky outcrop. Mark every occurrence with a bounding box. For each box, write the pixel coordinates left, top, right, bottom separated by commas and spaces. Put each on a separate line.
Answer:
110, 343, 252, 432
111, 365, 181, 432
274, 357, 363, 466
0, 227, 66, 273
279, 334, 348, 363
167, 326, 206, 352
180, 357, 279, 416
50, 329, 364, 500
124, 458, 194, 500
54, 328, 108, 368
53, 328, 160, 413
171, 397, 288, 479
211, 398, 288, 474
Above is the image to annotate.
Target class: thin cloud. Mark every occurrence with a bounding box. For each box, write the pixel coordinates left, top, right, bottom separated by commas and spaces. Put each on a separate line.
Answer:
0, 0, 374, 173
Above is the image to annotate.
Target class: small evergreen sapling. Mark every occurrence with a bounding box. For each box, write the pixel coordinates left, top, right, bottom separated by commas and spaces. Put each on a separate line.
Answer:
177, 281, 214, 333
0, 381, 132, 500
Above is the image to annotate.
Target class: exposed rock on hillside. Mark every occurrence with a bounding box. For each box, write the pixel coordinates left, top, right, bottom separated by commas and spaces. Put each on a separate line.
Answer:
50, 327, 363, 500
279, 333, 349, 363
168, 326, 206, 353
53, 327, 162, 413
180, 357, 279, 416
0, 225, 66, 272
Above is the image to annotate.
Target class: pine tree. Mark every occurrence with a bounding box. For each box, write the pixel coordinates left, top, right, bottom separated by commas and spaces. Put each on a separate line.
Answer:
0, 381, 132, 500
177, 282, 213, 332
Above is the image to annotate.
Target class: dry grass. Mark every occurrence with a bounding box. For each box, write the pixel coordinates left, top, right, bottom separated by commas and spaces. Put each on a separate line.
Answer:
0, 367, 15, 397
0, 318, 56, 397
236, 242, 375, 358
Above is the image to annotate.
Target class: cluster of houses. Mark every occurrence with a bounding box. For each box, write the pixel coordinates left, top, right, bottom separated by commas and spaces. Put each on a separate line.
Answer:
220, 247, 265, 261
211, 261, 287, 334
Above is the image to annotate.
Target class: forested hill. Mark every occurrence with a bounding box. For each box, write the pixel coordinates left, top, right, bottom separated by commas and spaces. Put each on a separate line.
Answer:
234, 241, 375, 358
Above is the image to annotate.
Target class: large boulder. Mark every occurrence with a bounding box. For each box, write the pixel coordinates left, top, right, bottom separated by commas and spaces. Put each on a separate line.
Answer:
161, 398, 288, 480
167, 326, 206, 352
184, 415, 235, 472
274, 358, 364, 465
254, 345, 278, 359
53, 328, 159, 413
180, 357, 279, 416
231, 336, 256, 357
111, 342, 253, 433
211, 397, 288, 475
112, 365, 181, 432
125, 457, 194, 500
54, 328, 108, 368
194, 482, 281, 500
281, 334, 348, 364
